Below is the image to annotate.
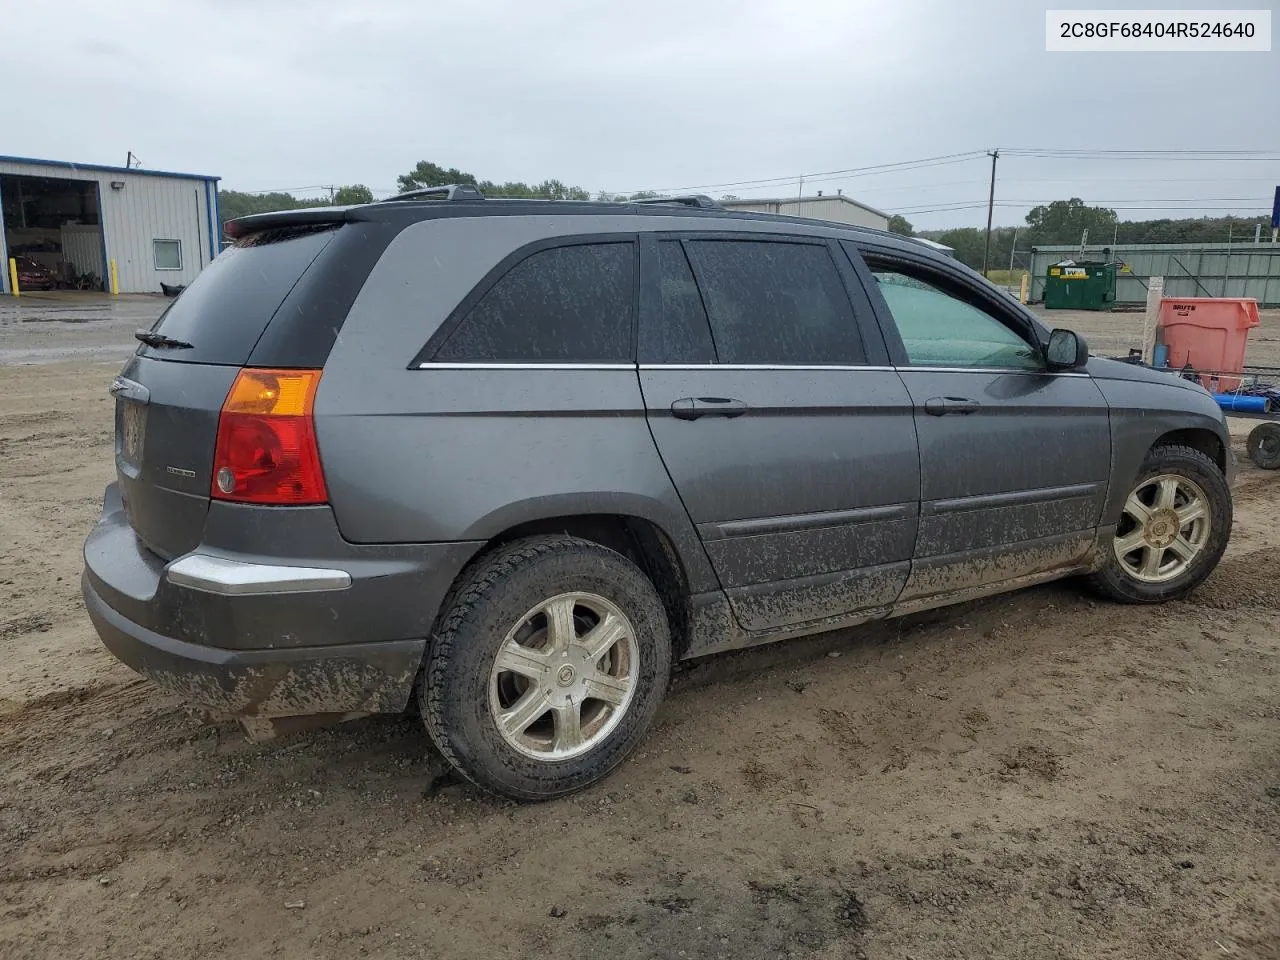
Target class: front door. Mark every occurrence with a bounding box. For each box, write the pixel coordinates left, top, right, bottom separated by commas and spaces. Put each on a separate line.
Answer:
637, 233, 921, 633
849, 243, 1111, 609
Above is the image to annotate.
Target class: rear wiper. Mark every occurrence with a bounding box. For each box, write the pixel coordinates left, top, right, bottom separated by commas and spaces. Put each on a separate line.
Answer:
134, 330, 193, 349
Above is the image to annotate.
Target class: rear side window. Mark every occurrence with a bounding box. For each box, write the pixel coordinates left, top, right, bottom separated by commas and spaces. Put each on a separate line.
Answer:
683, 240, 864, 365
435, 242, 634, 362
141, 226, 337, 365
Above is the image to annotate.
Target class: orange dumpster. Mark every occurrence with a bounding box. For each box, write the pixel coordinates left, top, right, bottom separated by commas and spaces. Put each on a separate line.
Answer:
1157, 297, 1260, 391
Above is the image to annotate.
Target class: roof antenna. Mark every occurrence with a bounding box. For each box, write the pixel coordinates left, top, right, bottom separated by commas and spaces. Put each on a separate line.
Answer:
126, 151, 140, 169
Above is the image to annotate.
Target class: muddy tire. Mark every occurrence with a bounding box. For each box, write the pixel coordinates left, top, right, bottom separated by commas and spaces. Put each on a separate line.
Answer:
421, 535, 672, 801
1089, 443, 1231, 604
1246, 422, 1280, 470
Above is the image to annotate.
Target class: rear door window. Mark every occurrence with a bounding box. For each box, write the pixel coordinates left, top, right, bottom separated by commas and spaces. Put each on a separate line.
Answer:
139, 226, 337, 365
434, 241, 635, 362
682, 240, 864, 365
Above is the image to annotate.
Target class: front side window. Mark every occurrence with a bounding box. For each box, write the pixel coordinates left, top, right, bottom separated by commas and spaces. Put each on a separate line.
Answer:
869, 267, 1042, 370
153, 239, 182, 270
682, 240, 864, 365
435, 242, 634, 362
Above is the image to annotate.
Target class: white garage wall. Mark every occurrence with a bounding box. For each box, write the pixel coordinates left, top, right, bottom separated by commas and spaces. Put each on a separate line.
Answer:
0, 157, 218, 293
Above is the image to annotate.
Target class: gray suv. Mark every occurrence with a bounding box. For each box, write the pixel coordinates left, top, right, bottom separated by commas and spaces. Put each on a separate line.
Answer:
83, 188, 1233, 799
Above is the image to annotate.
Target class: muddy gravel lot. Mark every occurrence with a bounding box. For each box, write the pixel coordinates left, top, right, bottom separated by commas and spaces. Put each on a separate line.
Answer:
1, 295, 1278, 959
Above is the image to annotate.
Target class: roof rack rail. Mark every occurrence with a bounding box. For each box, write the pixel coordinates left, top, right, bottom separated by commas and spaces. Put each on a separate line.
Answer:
378, 183, 485, 203
631, 194, 722, 210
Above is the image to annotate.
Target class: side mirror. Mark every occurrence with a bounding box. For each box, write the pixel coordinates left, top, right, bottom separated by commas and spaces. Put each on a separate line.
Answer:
1046, 328, 1089, 370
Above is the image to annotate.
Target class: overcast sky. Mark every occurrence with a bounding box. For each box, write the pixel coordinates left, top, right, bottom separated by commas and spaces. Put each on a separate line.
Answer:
3, 0, 1276, 229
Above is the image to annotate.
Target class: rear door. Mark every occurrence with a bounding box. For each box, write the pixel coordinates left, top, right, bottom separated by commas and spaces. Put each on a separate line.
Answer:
637, 233, 921, 633
845, 242, 1111, 607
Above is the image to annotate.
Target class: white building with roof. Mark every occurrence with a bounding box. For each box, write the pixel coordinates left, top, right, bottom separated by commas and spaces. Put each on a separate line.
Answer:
719, 193, 890, 231
0, 155, 220, 294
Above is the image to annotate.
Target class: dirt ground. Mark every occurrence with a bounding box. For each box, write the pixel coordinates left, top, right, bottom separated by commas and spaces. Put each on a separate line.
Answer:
1, 295, 1278, 960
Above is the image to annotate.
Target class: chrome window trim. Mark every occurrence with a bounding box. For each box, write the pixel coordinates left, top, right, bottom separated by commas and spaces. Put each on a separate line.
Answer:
902, 366, 1090, 377
417, 362, 636, 370
639, 363, 1089, 377
414, 361, 1090, 378
639, 363, 896, 372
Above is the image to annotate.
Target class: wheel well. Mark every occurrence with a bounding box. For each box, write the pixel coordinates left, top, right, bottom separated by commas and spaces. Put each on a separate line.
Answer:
489, 514, 693, 658
1154, 428, 1226, 473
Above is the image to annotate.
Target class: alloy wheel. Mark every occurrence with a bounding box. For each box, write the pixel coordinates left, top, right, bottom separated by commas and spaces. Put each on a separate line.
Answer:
487, 592, 639, 760
1113, 473, 1211, 583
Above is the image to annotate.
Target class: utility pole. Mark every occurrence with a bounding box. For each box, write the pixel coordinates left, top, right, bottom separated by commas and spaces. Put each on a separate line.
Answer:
328, 185, 336, 205
1008, 227, 1018, 290
981, 149, 999, 278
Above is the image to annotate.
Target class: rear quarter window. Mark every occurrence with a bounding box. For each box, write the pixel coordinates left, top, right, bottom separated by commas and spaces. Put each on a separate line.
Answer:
139, 226, 337, 365
432, 241, 635, 363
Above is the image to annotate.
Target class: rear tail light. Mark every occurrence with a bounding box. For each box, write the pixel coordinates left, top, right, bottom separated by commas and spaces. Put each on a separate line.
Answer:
212, 368, 327, 504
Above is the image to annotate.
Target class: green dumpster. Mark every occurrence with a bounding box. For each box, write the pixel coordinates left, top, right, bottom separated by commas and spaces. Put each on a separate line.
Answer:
1043, 261, 1117, 311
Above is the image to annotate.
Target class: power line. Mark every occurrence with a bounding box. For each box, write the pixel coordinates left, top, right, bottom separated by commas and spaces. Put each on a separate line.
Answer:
890, 199, 1272, 215
610, 150, 988, 196
610, 145, 1280, 201
1004, 147, 1279, 155
235, 185, 334, 195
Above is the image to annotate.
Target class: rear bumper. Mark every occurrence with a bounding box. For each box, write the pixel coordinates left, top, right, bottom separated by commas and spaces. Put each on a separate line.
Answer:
84, 571, 425, 718
82, 483, 484, 720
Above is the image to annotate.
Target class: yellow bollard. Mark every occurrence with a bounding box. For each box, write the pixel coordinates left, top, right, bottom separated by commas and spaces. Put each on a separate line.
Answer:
1018, 272, 1030, 305
109, 259, 119, 296
7, 258, 18, 297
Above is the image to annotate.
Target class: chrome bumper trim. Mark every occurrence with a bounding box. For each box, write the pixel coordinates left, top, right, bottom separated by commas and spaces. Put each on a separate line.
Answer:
166, 554, 351, 595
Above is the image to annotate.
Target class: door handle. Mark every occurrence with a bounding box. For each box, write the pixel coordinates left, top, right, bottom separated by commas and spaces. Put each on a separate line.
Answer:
924, 396, 981, 416
671, 397, 749, 421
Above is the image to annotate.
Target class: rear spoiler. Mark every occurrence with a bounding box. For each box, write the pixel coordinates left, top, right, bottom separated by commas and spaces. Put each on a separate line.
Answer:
223, 206, 352, 239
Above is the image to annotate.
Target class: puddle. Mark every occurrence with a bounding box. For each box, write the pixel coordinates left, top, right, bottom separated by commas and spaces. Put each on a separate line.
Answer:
18, 316, 107, 324
0, 344, 134, 365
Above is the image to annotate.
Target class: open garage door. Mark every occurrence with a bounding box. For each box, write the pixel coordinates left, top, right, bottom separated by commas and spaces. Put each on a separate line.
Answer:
1, 174, 106, 292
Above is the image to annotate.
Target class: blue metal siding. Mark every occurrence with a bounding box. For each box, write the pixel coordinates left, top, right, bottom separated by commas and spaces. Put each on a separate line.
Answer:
0, 175, 7, 294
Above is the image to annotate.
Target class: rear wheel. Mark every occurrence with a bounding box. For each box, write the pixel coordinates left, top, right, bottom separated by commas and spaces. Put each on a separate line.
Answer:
1089, 443, 1231, 603
1246, 422, 1280, 470
421, 536, 672, 800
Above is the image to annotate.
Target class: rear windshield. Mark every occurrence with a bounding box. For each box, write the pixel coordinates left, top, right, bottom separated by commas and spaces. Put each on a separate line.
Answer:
139, 226, 337, 365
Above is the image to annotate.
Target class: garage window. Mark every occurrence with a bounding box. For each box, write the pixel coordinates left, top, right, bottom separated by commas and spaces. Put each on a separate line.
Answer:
153, 239, 182, 270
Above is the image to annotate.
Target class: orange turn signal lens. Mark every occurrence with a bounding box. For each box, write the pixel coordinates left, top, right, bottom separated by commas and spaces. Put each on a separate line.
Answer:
221, 369, 320, 417
212, 368, 327, 505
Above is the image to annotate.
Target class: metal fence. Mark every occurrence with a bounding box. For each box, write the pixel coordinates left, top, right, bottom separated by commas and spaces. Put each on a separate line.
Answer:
1027, 242, 1280, 307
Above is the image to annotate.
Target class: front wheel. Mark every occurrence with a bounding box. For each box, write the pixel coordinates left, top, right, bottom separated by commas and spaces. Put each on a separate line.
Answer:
1089, 443, 1231, 603
421, 536, 672, 801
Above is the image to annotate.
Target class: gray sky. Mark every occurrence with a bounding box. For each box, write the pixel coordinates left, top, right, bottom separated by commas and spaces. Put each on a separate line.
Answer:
3, 0, 1276, 229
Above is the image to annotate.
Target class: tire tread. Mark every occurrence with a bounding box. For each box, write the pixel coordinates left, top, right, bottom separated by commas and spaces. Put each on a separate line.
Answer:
1088, 442, 1231, 604
421, 535, 670, 800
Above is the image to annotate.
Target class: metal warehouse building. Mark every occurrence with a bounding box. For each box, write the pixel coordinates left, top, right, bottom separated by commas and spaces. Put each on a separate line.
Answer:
0, 155, 220, 295
721, 193, 890, 231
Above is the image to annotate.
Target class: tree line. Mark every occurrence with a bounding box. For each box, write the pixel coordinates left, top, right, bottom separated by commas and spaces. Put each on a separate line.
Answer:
218, 161, 651, 233
890, 197, 1275, 272
220, 165, 1273, 273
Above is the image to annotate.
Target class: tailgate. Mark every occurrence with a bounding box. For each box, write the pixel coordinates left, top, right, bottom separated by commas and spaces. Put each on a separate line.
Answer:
112, 357, 238, 559
113, 223, 344, 559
